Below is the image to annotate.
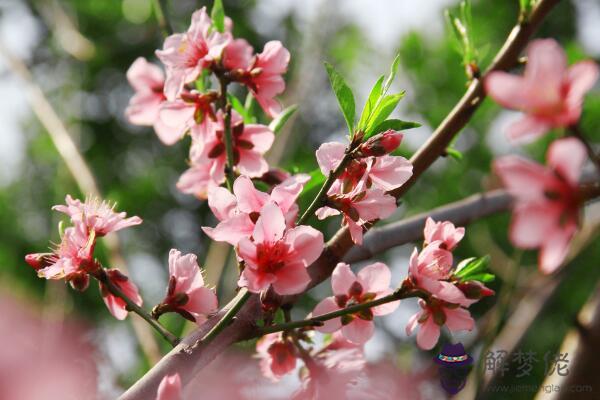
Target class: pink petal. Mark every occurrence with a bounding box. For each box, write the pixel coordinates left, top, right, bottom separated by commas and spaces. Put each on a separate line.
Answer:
493, 155, 550, 201
547, 137, 586, 185
185, 286, 218, 323
313, 297, 343, 333
270, 175, 308, 213
506, 115, 551, 143
371, 288, 400, 316
368, 155, 413, 191
416, 317, 440, 350
285, 225, 324, 266
156, 101, 195, 145
126, 92, 163, 126
566, 60, 599, 114
405, 311, 421, 336
256, 41, 290, 75
157, 374, 182, 400
315, 206, 341, 220
444, 307, 475, 332
242, 124, 275, 153
539, 227, 574, 274
331, 263, 357, 296
202, 214, 254, 246
253, 203, 286, 243
525, 39, 567, 87
357, 262, 391, 293
239, 266, 276, 293
237, 150, 269, 178
316, 142, 346, 175
272, 261, 311, 295
347, 217, 365, 245
126, 57, 164, 91
484, 72, 529, 110
207, 187, 238, 221
509, 204, 558, 248
222, 38, 254, 70
168, 249, 200, 284
353, 189, 397, 221
237, 238, 258, 267
341, 319, 374, 345
233, 176, 269, 213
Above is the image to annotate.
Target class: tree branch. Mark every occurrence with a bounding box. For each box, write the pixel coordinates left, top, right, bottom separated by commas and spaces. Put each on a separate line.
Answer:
118, 1, 561, 398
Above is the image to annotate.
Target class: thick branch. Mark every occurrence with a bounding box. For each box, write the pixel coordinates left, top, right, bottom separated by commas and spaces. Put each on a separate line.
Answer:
119, 1, 560, 398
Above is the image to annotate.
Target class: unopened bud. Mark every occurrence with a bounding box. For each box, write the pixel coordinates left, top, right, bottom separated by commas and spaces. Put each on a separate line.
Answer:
357, 130, 403, 157
457, 281, 495, 300
25, 253, 54, 270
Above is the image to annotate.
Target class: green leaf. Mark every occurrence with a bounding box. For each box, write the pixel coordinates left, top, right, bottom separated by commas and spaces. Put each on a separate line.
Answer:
365, 92, 405, 134
383, 53, 401, 94
228, 95, 253, 123
367, 118, 421, 138
455, 255, 491, 281
324, 62, 356, 134
358, 75, 384, 131
211, 0, 225, 33
445, 147, 463, 161
465, 273, 495, 283
268, 105, 298, 134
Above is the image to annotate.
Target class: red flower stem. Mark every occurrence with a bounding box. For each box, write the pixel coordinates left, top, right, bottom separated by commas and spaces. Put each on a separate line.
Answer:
93, 269, 180, 347
257, 287, 428, 335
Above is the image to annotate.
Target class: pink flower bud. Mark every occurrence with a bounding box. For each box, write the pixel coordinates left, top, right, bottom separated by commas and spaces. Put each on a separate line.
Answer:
358, 130, 403, 157
457, 281, 495, 300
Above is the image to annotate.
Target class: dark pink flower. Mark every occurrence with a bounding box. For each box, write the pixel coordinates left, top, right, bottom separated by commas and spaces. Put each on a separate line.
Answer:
125, 57, 166, 130
237, 203, 323, 295
423, 217, 464, 250
156, 7, 230, 100
406, 298, 474, 350
494, 137, 586, 273
163, 249, 218, 324
256, 332, 297, 381
485, 39, 599, 143
53, 195, 142, 237
312, 262, 399, 345
99, 268, 143, 320
157, 374, 182, 400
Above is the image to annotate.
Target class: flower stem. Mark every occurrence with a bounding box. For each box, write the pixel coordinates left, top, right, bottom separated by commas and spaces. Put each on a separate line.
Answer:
94, 270, 180, 347
297, 149, 355, 225
257, 287, 427, 335
217, 77, 236, 191
569, 124, 600, 174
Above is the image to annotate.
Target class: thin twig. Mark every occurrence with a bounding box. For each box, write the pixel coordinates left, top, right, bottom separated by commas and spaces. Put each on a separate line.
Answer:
94, 270, 180, 347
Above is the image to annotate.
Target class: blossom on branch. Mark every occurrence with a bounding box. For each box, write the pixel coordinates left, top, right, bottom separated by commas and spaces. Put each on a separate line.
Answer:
99, 268, 143, 320
237, 203, 323, 295
256, 332, 297, 381
312, 262, 399, 344
485, 39, 599, 143
494, 137, 586, 273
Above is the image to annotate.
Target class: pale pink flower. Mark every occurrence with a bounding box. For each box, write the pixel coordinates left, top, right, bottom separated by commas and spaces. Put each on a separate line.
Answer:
202, 174, 309, 245
485, 39, 599, 143
423, 217, 465, 250
237, 203, 323, 295
157, 374, 182, 400
163, 249, 218, 324
154, 90, 218, 145
125, 57, 166, 133
53, 195, 142, 237
494, 137, 586, 273
33, 225, 94, 281
99, 268, 143, 320
407, 244, 473, 307
406, 299, 474, 350
256, 332, 297, 381
156, 7, 230, 100
176, 110, 275, 198
312, 262, 399, 345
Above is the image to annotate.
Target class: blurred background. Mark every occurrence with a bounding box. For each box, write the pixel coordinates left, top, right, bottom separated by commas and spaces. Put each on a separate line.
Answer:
0, 0, 599, 399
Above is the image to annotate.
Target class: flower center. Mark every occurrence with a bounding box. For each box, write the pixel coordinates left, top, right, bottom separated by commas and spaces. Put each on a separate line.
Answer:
256, 241, 290, 274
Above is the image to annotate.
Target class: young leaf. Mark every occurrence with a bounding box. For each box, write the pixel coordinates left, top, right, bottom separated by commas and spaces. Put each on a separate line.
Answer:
445, 147, 464, 161
228, 95, 254, 123
324, 62, 356, 135
383, 53, 401, 94
455, 255, 491, 281
465, 273, 495, 283
268, 105, 298, 134
358, 75, 384, 132
365, 92, 405, 134
211, 0, 225, 33
367, 119, 421, 138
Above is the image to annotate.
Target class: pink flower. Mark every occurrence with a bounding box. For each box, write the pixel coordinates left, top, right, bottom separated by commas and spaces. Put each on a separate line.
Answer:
312, 262, 399, 345
162, 249, 218, 324
406, 299, 474, 350
249, 41, 290, 117
33, 225, 94, 281
156, 7, 230, 100
485, 39, 599, 143
202, 174, 309, 246
125, 57, 166, 132
53, 195, 142, 237
157, 374, 182, 400
408, 244, 473, 306
423, 217, 464, 250
154, 90, 218, 145
494, 137, 586, 273
237, 203, 323, 295
176, 110, 275, 198
99, 268, 143, 320
256, 332, 297, 381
